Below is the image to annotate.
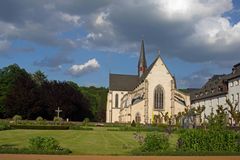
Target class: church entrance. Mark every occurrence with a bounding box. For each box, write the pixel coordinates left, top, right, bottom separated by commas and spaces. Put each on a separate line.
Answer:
135, 112, 141, 123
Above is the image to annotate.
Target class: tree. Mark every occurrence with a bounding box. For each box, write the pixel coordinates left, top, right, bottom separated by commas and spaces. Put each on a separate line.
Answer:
0, 64, 102, 121
204, 105, 228, 130
32, 70, 47, 85
68, 82, 108, 122
174, 112, 183, 126
160, 112, 169, 124
195, 105, 205, 123
0, 64, 35, 118
4, 67, 38, 119
226, 99, 240, 126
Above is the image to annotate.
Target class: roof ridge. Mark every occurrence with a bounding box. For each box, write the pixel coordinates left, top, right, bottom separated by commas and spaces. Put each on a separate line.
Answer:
110, 73, 138, 77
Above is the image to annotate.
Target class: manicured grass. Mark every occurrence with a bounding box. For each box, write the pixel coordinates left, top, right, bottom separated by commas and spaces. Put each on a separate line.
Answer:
0, 127, 178, 155
0, 128, 127, 155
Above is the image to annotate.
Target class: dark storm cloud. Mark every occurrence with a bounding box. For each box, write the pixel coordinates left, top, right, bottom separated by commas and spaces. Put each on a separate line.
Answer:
77, 0, 240, 68
55, 0, 111, 15
178, 68, 213, 88
0, 0, 239, 74
34, 54, 73, 69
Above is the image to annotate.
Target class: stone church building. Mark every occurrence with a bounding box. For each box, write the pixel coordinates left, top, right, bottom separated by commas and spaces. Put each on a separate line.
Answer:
106, 40, 190, 124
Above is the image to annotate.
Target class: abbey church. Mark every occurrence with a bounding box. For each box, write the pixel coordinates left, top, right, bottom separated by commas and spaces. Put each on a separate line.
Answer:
106, 40, 190, 124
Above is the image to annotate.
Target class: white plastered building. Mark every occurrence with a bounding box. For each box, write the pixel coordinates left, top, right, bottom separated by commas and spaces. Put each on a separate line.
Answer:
191, 63, 240, 121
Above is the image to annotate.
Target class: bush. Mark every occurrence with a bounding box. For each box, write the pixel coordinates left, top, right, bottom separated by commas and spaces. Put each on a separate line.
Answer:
13, 115, 22, 123
36, 116, 43, 122
140, 133, 170, 152
82, 118, 90, 126
53, 117, 63, 122
109, 125, 165, 132
28, 136, 71, 154
0, 147, 71, 154
177, 129, 240, 152
0, 137, 71, 154
0, 121, 11, 131
131, 120, 136, 127
29, 136, 60, 151
69, 125, 93, 130
36, 116, 45, 125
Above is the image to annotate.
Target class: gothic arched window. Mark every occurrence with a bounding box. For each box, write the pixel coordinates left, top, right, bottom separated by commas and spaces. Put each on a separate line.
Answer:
115, 94, 119, 108
154, 85, 164, 110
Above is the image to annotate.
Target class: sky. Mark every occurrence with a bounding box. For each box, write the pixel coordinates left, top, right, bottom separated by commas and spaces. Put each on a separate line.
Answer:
0, 0, 240, 88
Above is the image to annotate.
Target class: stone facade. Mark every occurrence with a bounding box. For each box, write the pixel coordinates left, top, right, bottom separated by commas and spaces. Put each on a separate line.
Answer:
106, 41, 190, 124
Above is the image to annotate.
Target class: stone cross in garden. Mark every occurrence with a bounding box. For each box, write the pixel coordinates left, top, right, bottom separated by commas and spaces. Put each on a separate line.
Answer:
55, 107, 62, 118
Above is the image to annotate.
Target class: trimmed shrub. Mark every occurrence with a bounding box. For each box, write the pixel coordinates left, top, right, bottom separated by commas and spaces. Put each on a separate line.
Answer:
36, 116, 43, 122
53, 117, 63, 122
13, 115, 22, 123
36, 116, 43, 121
0, 147, 71, 154
177, 129, 240, 152
10, 124, 69, 130
82, 118, 90, 126
69, 125, 93, 130
0, 121, 11, 131
108, 125, 166, 132
140, 133, 170, 152
131, 120, 136, 127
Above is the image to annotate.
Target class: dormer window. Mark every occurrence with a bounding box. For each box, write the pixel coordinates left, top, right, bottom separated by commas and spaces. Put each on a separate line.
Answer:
218, 87, 223, 91
211, 89, 215, 93
235, 80, 239, 86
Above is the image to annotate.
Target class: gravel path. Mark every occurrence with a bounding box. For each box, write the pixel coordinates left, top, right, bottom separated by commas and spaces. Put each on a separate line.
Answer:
0, 154, 240, 160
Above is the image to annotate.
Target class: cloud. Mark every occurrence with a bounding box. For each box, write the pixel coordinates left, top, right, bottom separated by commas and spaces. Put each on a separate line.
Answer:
68, 58, 100, 76
59, 12, 81, 26
0, 39, 10, 52
77, 0, 239, 67
178, 68, 213, 88
34, 50, 73, 69
0, 0, 239, 69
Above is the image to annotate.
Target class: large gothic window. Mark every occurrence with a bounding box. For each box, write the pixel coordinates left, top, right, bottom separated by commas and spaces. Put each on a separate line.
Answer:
154, 85, 164, 110
115, 94, 119, 108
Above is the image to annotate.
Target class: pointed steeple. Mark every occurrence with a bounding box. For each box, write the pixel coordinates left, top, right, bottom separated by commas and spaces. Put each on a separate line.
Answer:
138, 40, 147, 77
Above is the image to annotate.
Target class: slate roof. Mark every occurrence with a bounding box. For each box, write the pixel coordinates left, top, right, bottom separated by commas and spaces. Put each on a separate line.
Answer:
108, 58, 155, 91
190, 74, 228, 102
178, 88, 200, 94
109, 74, 139, 91
109, 55, 176, 91
225, 62, 240, 80
108, 60, 154, 91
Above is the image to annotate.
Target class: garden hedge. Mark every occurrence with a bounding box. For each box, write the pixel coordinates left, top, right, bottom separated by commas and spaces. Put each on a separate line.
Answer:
10, 124, 69, 130
177, 129, 240, 152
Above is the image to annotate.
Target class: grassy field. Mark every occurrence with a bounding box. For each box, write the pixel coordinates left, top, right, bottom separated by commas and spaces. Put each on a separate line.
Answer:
0, 127, 178, 155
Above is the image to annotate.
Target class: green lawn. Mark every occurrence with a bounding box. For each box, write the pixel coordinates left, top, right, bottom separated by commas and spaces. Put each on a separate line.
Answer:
0, 127, 178, 155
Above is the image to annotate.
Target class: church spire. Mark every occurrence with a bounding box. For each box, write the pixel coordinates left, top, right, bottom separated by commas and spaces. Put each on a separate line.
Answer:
138, 40, 147, 77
